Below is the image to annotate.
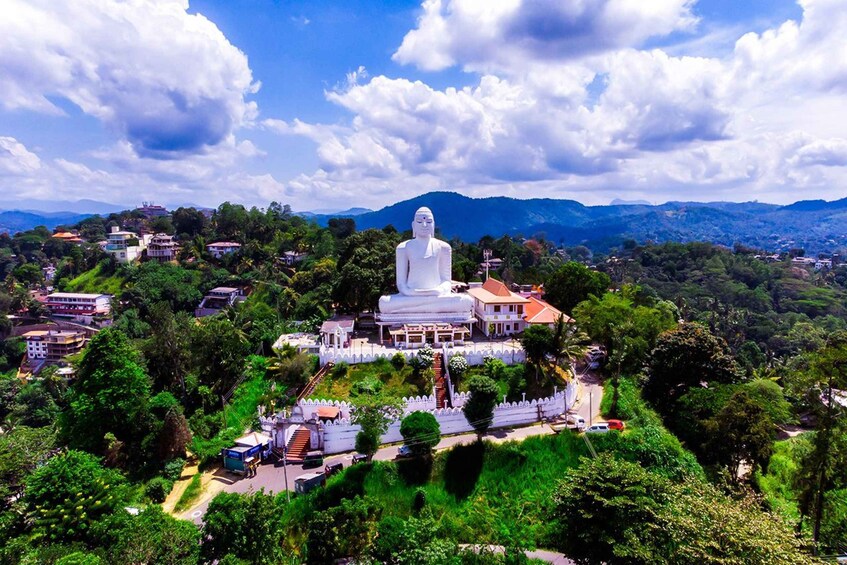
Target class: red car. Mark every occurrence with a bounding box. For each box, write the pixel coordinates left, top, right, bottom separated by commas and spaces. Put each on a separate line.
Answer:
607, 419, 625, 431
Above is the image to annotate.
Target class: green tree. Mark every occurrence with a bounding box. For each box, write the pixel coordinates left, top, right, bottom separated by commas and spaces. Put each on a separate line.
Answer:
520, 324, 552, 382
143, 304, 193, 395
544, 262, 611, 314
98, 506, 200, 565
190, 316, 250, 395
553, 453, 670, 564
171, 207, 208, 238
0, 426, 56, 507
644, 322, 739, 413
61, 328, 152, 457
306, 496, 377, 564
703, 390, 775, 481
400, 411, 441, 457
24, 450, 129, 543
573, 287, 677, 374
351, 394, 403, 458
793, 332, 847, 552
202, 491, 284, 565
332, 229, 398, 313
463, 375, 500, 440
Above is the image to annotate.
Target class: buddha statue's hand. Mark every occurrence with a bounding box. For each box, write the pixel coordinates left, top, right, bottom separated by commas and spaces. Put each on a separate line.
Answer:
411, 288, 442, 296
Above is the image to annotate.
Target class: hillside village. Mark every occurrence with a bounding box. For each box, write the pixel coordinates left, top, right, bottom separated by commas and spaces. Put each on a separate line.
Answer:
0, 198, 845, 563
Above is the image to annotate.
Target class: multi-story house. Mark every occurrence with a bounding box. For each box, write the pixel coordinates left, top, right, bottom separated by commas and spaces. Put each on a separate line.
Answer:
23, 329, 87, 364
206, 241, 242, 259
105, 226, 150, 263
46, 292, 111, 322
466, 278, 530, 337
147, 233, 179, 262
195, 287, 245, 317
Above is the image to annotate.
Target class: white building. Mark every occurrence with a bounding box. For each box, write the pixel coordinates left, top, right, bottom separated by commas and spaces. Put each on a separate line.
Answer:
466, 278, 530, 337
105, 226, 150, 263
195, 287, 244, 317
23, 330, 87, 364
46, 292, 111, 322
282, 250, 308, 266
207, 241, 242, 259
147, 233, 179, 262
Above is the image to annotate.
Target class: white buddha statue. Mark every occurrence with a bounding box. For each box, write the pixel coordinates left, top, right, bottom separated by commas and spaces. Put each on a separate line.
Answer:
378, 207, 474, 315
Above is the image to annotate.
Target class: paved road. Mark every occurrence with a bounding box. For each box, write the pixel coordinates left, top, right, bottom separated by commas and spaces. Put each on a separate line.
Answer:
183, 366, 604, 528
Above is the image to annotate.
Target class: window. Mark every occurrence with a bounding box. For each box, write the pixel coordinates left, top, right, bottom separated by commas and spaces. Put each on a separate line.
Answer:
506, 324, 510, 331
494, 305, 501, 313
517, 305, 523, 315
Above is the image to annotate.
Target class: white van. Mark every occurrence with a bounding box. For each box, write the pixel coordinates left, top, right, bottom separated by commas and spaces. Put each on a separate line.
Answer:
567, 414, 586, 431
585, 423, 610, 434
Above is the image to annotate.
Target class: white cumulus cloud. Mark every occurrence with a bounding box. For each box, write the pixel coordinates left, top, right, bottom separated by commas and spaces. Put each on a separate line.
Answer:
0, 0, 258, 159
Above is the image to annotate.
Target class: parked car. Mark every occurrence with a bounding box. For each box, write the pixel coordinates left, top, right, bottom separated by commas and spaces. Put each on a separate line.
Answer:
607, 419, 625, 431
325, 462, 343, 476
302, 451, 324, 469
396, 445, 414, 459
585, 423, 610, 433
351, 453, 370, 465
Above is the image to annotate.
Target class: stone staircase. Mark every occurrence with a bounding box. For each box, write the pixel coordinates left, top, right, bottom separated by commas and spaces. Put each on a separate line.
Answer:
285, 427, 311, 463
296, 362, 334, 403
434, 352, 451, 409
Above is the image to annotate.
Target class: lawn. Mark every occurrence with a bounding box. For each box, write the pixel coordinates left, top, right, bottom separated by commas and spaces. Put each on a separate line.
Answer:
307, 358, 430, 402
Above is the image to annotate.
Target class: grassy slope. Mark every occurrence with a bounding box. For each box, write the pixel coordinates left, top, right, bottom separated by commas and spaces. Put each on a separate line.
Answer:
283, 433, 589, 552
191, 369, 271, 467
64, 264, 125, 295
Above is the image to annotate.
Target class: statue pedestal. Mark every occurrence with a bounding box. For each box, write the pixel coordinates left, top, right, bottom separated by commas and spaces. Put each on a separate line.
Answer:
376, 311, 475, 324
375, 311, 476, 346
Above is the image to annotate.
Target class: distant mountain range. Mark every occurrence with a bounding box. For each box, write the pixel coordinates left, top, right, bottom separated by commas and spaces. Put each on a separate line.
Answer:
0, 210, 93, 234
310, 191, 847, 254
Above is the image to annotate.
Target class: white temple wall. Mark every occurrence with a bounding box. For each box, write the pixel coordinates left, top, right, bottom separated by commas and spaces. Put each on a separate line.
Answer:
318, 346, 524, 366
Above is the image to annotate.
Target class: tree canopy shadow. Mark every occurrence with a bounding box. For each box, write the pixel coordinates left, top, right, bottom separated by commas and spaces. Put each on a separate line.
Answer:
443, 441, 485, 501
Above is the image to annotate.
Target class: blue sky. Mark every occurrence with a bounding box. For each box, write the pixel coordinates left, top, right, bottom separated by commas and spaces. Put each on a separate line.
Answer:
1, 0, 845, 212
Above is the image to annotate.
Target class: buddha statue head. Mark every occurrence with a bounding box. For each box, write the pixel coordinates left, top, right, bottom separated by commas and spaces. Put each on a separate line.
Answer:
412, 207, 435, 239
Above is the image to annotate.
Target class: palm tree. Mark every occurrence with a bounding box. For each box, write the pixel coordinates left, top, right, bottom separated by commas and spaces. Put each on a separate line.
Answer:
550, 315, 589, 373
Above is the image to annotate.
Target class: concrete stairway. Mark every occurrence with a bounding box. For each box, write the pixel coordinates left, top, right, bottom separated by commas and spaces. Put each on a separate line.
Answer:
434, 352, 450, 409
285, 427, 311, 463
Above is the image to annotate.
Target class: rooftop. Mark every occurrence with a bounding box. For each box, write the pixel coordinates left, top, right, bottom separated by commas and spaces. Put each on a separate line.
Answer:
524, 296, 572, 325
47, 292, 110, 300
466, 278, 530, 304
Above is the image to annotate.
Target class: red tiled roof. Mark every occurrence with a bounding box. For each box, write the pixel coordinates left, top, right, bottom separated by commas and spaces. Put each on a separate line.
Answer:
523, 296, 573, 325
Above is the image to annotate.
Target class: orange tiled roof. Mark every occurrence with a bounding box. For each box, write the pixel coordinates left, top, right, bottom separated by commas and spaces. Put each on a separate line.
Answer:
524, 296, 573, 325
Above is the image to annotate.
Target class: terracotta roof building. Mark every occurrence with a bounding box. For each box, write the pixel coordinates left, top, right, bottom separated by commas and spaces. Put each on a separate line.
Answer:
523, 296, 573, 328
466, 278, 530, 337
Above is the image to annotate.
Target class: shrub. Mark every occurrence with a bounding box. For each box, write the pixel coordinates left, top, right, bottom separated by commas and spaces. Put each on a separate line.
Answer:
448, 354, 469, 379
413, 488, 427, 513
163, 458, 186, 482
331, 362, 349, 380
391, 352, 406, 371
145, 477, 174, 503
417, 344, 434, 369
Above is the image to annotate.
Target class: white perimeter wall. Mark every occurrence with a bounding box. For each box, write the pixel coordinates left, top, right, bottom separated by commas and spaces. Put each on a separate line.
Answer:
262, 381, 577, 455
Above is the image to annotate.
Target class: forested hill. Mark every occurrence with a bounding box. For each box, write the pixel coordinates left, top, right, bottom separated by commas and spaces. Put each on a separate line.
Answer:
312, 191, 847, 254
0, 210, 92, 233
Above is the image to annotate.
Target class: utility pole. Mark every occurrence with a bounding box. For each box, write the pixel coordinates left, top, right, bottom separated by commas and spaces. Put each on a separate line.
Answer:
589, 391, 593, 426
282, 445, 291, 503
483, 249, 492, 280
221, 395, 227, 428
